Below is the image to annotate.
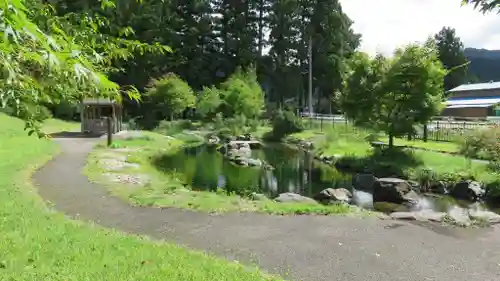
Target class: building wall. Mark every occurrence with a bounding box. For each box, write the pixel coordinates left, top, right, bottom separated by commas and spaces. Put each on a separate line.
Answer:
441, 107, 489, 118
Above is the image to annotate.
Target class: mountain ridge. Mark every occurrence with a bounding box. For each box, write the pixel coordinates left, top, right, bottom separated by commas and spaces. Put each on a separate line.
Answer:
464, 47, 500, 83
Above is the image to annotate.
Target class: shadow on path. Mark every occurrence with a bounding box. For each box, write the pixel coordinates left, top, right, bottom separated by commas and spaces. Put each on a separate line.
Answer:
32, 136, 500, 281
48, 131, 104, 139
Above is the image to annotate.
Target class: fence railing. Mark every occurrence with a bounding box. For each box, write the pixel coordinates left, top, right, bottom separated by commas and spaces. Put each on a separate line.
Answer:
300, 113, 497, 142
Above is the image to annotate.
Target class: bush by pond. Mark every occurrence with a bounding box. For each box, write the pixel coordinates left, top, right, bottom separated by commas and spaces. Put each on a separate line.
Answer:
459, 127, 500, 161
267, 110, 304, 140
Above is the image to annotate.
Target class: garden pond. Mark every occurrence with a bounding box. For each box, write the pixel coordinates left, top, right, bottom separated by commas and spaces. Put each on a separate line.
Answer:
158, 143, 498, 216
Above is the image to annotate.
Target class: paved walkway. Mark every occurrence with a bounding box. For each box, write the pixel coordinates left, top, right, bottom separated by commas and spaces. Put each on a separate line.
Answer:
33, 136, 500, 281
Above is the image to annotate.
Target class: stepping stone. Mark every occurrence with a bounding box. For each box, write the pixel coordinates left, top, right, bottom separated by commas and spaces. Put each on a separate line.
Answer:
99, 159, 140, 171
105, 173, 150, 185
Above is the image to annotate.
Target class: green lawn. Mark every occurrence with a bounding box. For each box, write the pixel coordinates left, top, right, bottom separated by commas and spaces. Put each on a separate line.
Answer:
0, 113, 282, 281
85, 131, 359, 216
378, 137, 460, 153
414, 150, 490, 179
42, 118, 80, 134
289, 125, 372, 157
289, 126, 493, 183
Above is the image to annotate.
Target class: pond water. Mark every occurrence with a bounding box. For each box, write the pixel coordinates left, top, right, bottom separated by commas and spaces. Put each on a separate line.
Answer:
157, 144, 496, 214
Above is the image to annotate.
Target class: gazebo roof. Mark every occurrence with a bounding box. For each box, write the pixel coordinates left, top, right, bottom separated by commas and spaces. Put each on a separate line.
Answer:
82, 98, 118, 105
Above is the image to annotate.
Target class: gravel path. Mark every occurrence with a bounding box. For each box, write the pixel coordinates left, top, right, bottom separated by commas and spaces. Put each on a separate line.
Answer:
33, 136, 500, 281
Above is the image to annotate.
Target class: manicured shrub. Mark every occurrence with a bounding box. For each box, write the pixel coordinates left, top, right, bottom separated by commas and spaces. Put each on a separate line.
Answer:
270, 110, 304, 140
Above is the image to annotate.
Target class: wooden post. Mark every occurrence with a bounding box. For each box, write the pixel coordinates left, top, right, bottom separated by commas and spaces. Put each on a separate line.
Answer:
436, 121, 440, 141
423, 124, 428, 142
80, 104, 84, 133
107, 117, 112, 147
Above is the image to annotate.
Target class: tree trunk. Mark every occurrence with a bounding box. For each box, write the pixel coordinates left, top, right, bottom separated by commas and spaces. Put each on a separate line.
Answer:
388, 133, 394, 149
308, 35, 313, 117
257, 0, 264, 57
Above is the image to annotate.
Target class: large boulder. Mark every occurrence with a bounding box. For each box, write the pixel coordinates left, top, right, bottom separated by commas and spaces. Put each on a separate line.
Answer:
450, 181, 485, 201
228, 142, 239, 150
227, 145, 251, 159
274, 193, 317, 204
372, 178, 415, 204
429, 181, 448, 195
238, 145, 252, 158
352, 173, 378, 191
314, 188, 352, 204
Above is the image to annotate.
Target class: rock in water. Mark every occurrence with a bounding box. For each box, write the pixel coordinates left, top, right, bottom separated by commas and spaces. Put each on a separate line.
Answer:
352, 173, 378, 191
372, 178, 414, 204
447, 206, 471, 226
246, 158, 262, 167
430, 181, 448, 195
238, 146, 252, 158
207, 135, 220, 144
450, 181, 485, 201
468, 209, 500, 224
274, 193, 317, 204
314, 188, 352, 203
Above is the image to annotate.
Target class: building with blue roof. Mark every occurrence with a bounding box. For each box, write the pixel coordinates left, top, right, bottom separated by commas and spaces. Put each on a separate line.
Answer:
443, 81, 500, 118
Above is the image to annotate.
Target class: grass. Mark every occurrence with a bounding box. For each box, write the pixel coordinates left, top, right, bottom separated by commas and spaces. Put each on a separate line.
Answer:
292, 124, 460, 155
378, 137, 460, 153
0, 113, 282, 281
289, 124, 372, 157
85, 131, 359, 216
42, 118, 80, 134
289, 125, 494, 183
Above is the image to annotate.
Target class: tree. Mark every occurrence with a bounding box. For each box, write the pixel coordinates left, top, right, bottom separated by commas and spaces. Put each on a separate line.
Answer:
434, 27, 469, 92
267, 0, 359, 111
145, 73, 196, 120
219, 67, 264, 119
0, 0, 170, 135
462, 0, 500, 12
197, 86, 221, 119
307, 0, 360, 111
341, 43, 447, 148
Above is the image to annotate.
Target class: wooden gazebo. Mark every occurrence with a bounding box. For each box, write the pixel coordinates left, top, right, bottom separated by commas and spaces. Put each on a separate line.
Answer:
80, 98, 122, 134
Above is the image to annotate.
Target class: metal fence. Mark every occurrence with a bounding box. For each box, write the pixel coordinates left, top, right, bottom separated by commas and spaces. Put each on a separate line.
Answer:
300, 113, 497, 142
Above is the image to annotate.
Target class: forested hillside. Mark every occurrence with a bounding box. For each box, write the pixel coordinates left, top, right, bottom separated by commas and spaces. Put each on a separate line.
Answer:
464, 48, 500, 83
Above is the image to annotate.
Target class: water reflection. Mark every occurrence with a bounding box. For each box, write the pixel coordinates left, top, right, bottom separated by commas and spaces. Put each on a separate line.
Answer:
157, 144, 350, 197
156, 144, 496, 214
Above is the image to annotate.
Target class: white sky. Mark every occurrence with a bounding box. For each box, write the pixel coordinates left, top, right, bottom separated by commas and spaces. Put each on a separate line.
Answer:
340, 0, 500, 55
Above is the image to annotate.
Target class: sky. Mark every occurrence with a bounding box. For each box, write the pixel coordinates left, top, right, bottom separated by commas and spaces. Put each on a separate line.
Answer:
340, 0, 500, 56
